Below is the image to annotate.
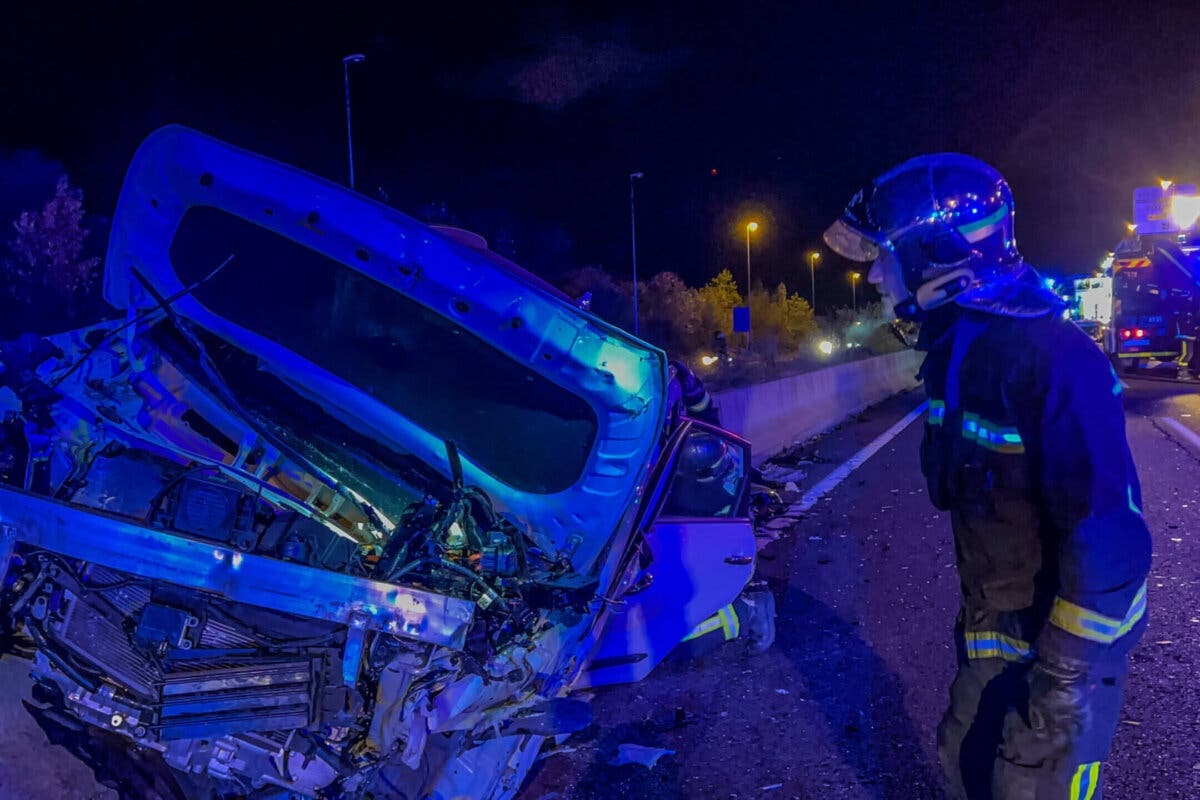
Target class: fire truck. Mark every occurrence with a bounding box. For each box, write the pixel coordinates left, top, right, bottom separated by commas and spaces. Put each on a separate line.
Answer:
1064, 274, 1111, 346
1106, 183, 1200, 373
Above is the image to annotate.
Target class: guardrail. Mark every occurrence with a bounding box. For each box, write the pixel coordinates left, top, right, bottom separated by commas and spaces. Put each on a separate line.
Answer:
712, 349, 924, 459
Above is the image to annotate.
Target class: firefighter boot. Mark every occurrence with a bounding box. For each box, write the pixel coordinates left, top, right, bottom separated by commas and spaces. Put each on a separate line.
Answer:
1177, 338, 1195, 381
736, 589, 776, 653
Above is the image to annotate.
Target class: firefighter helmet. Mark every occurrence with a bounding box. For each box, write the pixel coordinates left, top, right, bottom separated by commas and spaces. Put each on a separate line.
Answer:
823, 153, 1061, 320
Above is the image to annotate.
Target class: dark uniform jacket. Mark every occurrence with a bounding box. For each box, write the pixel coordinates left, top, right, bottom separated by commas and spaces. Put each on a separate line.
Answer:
918, 308, 1152, 664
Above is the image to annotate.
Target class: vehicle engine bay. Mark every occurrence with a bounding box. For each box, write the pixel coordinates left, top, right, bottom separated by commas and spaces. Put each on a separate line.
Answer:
0, 318, 603, 798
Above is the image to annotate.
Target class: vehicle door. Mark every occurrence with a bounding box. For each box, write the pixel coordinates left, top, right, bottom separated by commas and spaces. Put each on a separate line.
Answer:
576, 419, 755, 688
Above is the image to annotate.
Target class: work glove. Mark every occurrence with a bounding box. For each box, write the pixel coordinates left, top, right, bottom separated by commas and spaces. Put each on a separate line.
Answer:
992, 654, 1093, 800
1024, 655, 1091, 748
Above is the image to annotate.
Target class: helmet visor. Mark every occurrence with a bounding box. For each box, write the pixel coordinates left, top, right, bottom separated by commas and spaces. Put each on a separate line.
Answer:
823, 218, 881, 262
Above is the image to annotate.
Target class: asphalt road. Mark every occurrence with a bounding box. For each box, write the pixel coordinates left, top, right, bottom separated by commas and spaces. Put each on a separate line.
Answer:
524, 369, 1200, 800
2, 368, 1199, 799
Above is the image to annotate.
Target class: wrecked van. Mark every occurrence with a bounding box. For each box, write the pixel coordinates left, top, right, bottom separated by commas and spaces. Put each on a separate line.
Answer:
0, 126, 756, 798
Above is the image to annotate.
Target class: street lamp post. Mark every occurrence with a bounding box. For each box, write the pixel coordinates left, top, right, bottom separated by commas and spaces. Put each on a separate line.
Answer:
342, 54, 366, 190
746, 221, 759, 343
808, 251, 821, 311
629, 172, 644, 336
851, 271, 861, 312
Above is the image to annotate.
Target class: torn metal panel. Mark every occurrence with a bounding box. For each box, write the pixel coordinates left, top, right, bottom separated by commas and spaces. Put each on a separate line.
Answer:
0, 485, 474, 648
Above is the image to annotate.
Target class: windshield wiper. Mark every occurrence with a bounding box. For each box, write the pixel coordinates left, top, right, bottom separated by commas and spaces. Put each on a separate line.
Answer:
130, 267, 387, 542
49, 255, 235, 389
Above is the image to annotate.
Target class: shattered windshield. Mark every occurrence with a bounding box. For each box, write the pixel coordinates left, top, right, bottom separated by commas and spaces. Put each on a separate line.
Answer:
168, 206, 597, 494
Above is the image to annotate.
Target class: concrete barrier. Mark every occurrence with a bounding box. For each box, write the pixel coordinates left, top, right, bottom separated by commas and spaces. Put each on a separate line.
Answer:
713, 348, 925, 459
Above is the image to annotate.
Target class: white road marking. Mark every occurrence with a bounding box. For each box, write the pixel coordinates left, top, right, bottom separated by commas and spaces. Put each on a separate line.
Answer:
1159, 417, 1200, 452
786, 400, 930, 515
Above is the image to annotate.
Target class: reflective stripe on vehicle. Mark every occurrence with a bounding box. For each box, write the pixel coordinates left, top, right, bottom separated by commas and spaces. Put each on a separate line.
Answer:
1049, 582, 1147, 644
963, 630, 1036, 662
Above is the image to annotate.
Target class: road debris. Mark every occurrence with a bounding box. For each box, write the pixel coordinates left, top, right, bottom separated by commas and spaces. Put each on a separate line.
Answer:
759, 464, 808, 485
609, 744, 675, 769
643, 706, 691, 733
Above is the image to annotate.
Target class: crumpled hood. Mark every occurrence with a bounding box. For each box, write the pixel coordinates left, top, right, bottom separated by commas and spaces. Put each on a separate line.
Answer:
103, 125, 666, 570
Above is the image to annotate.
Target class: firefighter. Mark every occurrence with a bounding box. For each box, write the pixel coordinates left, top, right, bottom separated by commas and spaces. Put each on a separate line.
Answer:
668, 358, 720, 425
824, 154, 1152, 800
662, 360, 776, 654
1174, 311, 1196, 381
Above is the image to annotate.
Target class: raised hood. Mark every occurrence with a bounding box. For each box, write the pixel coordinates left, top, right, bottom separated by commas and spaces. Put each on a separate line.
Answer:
104, 125, 666, 570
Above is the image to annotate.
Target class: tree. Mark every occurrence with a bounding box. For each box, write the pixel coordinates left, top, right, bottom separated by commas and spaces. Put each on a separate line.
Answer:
3, 176, 102, 328
697, 268, 742, 337
747, 282, 817, 347
639, 271, 704, 354
780, 289, 818, 345
557, 265, 634, 331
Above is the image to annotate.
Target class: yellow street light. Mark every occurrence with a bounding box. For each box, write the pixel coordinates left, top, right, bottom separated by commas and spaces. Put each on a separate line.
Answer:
808, 251, 821, 310
850, 271, 862, 311
1160, 179, 1173, 192
745, 221, 760, 342
1126, 222, 1137, 234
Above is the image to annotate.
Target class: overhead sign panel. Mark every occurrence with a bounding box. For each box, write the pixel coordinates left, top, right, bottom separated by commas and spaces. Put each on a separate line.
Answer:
1134, 184, 1198, 234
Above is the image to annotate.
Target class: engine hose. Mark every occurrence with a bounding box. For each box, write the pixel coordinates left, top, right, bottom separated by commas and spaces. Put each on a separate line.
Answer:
390, 558, 507, 614
26, 624, 100, 693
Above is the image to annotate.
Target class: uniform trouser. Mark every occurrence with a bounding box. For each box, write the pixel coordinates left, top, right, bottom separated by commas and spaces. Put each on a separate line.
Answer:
937, 631, 1129, 799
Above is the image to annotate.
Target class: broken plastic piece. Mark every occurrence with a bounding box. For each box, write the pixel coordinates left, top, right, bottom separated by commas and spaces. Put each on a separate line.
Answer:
609, 743, 675, 768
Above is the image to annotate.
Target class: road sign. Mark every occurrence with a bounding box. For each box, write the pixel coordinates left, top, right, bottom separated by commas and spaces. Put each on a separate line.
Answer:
732, 306, 750, 333
1134, 184, 1198, 234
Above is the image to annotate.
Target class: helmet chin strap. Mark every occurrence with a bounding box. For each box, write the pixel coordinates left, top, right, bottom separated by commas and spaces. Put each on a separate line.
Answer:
916, 268, 974, 311
893, 268, 975, 321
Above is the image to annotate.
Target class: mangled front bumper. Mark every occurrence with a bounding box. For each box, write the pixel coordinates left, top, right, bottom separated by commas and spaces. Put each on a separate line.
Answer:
0, 485, 475, 650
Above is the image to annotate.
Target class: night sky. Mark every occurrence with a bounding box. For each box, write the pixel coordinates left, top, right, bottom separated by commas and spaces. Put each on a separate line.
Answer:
4, 2, 1200, 312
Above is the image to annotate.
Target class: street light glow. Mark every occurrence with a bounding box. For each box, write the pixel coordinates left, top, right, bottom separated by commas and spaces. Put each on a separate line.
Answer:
851, 271, 861, 279
747, 221, 759, 232
1160, 178, 1173, 191
1170, 193, 1200, 230
810, 251, 821, 261
1126, 222, 1137, 233
818, 340, 834, 356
